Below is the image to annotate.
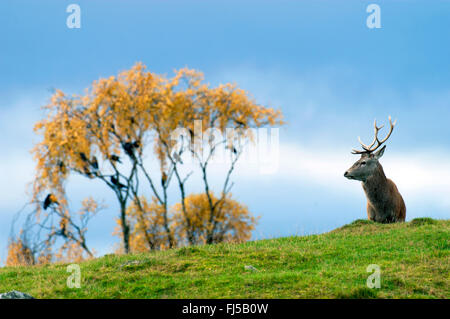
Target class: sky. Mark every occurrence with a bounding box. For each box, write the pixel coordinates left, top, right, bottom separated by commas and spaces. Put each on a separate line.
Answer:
1, 0, 449, 262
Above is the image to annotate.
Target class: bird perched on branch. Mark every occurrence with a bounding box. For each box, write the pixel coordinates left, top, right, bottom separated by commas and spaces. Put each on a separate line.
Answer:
122, 140, 141, 159
123, 142, 134, 156
188, 128, 194, 140
91, 156, 99, 170
110, 154, 122, 163
122, 142, 136, 158
43, 193, 58, 210
111, 176, 126, 189
228, 145, 237, 154
79, 152, 88, 162
235, 119, 245, 127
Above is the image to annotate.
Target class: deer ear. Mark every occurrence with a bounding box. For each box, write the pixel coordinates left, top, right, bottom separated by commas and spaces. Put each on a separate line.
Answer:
374, 145, 386, 159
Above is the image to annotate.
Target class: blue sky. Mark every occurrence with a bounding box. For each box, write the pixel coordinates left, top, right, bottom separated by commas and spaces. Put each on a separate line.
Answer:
1, 0, 450, 262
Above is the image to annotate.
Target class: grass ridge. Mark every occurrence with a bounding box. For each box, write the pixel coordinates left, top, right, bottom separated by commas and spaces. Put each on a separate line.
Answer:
0, 218, 448, 299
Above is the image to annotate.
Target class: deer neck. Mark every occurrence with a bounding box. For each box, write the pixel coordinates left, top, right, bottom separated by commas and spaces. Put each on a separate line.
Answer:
362, 163, 389, 205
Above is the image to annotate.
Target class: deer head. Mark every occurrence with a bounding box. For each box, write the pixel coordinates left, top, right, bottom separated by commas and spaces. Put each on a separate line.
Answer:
344, 116, 396, 182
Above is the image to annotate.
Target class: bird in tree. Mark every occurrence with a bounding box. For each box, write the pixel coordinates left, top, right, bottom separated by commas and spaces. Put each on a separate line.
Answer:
122, 142, 135, 158
110, 154, 122, 164
226, 145, 238, 155
43, 193, 58, 210
79, 152, 88, 162
110, 176, 126, 189
91, 156, 99, 170
235, 119, 245, 127
188, 128, 196, 152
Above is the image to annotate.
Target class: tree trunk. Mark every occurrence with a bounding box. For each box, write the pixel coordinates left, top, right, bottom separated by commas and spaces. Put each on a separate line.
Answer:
120, 203, 130, 254
162, 202, 174, 248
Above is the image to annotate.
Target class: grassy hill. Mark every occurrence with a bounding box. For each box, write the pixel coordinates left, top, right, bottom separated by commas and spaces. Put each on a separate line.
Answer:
0, 218, 448, 299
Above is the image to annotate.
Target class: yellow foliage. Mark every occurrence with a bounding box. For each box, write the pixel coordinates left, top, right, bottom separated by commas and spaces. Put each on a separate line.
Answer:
173, 193, 258, 245
6, 238, 35, 266
126, 197, 172, 253
116, 192, 258, 251
32, 63, 282, 200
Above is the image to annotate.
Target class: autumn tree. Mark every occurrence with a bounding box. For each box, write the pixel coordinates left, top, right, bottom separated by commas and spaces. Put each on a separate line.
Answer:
6, 198, 101, 265
31, 63, 283, 255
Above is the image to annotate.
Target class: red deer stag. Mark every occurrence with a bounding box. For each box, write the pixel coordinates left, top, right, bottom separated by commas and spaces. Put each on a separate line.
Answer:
344, 116, 406, 223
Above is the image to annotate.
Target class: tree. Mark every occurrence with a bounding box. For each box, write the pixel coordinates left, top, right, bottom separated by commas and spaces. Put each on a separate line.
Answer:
31, 63, 283, 255
6, 197, 101, 265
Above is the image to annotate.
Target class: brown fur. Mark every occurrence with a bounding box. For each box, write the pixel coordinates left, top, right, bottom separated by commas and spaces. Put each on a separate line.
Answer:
362, 163, 406, 223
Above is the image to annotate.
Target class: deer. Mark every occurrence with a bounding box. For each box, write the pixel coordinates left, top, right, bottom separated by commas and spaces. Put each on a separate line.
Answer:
344, 116, 406, 223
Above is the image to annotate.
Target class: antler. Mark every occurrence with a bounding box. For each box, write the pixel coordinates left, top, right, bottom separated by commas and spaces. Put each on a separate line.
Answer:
352, 116, 397, 155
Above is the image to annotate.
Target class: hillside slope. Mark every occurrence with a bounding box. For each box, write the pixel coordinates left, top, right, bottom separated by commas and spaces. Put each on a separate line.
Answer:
0, 218, 448, 299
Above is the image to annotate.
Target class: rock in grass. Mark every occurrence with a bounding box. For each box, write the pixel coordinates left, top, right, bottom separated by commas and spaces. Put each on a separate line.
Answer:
0, 291, 34, 299
244, 265, 259, 272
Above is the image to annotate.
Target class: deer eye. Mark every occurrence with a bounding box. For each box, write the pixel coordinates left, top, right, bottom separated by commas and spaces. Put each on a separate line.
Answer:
360, 161, 367, 166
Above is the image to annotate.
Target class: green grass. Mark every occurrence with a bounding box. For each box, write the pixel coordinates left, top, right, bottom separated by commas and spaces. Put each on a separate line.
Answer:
1, 218, 448, 299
